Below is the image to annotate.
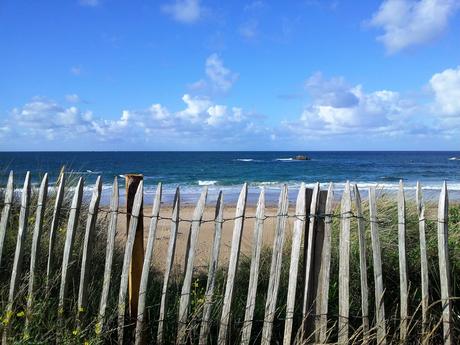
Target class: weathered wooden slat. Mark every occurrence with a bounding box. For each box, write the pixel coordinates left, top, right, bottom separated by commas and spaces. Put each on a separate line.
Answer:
0, 170, 13, 269
198, 191, 223, 345
302, 183, 320, 324
283, 183, 306, 345
217, 183, 248, 345
316, 183, 334, 344
240, 188, 265, 345
398, 180, 408, 342
416, 182, 429, 342
46, 169, 66, 288
96, 177, 119, 335
77, 176, 102, 324
437, 182, 452, 345
2, 172, 31, 343
369, 186, 386, 345
157, 187, 179, 345
261, 184, 289, 345
338, 181, 351, 344
118, 181, 144, 345
353, 184, 369, 344
58, 177, 84, 318
126, 174, 144, 319
177, 187, 208, 344
134, 183, 162, 345
25, 173, 48, 327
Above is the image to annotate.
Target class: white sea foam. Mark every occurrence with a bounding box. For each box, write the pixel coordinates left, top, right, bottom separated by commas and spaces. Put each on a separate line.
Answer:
198, 180, 217, 186
275, 158, 293, 161
236, 158, 254, 162
448, 157, 460, 161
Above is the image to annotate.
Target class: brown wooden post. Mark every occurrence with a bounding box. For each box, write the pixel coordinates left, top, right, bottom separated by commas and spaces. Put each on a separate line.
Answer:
125, 174, 144, 318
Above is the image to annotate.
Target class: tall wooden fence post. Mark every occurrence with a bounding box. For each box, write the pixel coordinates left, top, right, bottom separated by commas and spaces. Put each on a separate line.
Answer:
437, 182, 452, 345
126, 174, 144, 319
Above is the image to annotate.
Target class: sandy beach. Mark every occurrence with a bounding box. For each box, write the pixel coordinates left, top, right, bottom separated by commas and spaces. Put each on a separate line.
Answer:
114, 204, 296, 273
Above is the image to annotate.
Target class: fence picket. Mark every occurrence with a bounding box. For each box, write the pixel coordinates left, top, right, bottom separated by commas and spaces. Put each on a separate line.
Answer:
338, 181, 351, 344
46, 169, 66, 289
77, 176, 102, 324
134, 183, 162, 345
58, 177, 84, 319
25, 173, 48, 328
437, 182, 452, 345
2, 172, 31, 343
316, 183, 334, 343
261, 184, 289, 345
0, 170, 13, 269
198, 191, 223, 345
97, 177, 119, 334
240, 188, 265, 345
177, 187, 208, 344
369, 186, 387, 345
353, 184, 369, 344
398, 180, 408, 342
118, 181, 144, 345
156, 187, 179, 344
217, 183, 248, 345
283, 183, 306, 345
416, 182, 429, 343
302, 183, 320, 330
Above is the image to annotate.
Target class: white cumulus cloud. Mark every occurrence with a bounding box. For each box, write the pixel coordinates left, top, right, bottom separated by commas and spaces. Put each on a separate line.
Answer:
430, 65, 460, 116
369, 0, 459, 53
205, 54, 239, 92
162, 0, 202, 23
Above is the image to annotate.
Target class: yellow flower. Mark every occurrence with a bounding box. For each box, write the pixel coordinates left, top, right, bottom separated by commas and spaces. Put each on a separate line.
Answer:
95, 322, 102, 335
84, 341, 90, 345
72, 329, 79, 336
16, 311, 25, 317
78, 306, 85, 313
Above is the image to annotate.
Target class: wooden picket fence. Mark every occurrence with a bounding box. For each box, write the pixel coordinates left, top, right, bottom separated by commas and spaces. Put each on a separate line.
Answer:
0, 170, 456, 344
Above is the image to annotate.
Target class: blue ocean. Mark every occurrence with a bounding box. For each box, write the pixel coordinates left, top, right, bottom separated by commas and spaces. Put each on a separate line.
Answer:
1, 151, 460, 204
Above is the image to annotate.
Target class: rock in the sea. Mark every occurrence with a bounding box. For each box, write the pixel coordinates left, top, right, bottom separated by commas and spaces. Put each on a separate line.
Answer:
293, 155, 310, 160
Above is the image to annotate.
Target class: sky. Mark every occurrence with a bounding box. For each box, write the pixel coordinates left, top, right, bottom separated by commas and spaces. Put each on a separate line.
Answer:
0, 0, 459, 151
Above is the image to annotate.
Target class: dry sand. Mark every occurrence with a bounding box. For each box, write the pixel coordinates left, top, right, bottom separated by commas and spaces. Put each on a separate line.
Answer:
114, 204, 297, 273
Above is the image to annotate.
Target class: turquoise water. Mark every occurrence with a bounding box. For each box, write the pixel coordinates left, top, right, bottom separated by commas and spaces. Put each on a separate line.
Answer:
1, 151, 459, 204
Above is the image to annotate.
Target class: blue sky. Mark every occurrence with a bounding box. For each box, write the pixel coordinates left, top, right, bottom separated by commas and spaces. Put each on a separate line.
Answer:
1, 0, 459, 150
